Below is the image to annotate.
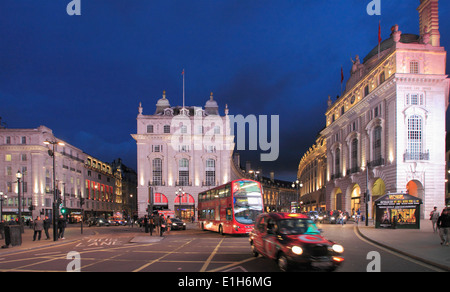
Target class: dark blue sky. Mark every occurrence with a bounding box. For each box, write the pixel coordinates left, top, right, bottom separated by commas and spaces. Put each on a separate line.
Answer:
1, 0, 449, 181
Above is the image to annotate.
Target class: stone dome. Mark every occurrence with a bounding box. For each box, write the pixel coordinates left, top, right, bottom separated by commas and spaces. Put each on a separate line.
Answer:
155, 90, 171, 114
204, 92, 219, 115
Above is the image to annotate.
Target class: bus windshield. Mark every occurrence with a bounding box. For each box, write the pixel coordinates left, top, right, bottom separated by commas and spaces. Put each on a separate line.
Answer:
232, 180, 264, 224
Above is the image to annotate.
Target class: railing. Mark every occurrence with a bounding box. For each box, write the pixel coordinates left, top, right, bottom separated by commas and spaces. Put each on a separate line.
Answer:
403, 150, 429, 161
331, 172, 341, 180
347, 166, 361, 175
175, 181, 192, 187
368, 158, 384, 167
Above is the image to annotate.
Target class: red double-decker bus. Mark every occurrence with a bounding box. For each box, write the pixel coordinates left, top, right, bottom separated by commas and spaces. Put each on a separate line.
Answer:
198, 179, 264, 235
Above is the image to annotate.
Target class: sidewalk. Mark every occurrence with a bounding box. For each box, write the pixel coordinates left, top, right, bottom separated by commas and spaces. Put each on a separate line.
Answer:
0, 224, 97, 255
356, 219, 450, 271
0, 222, 197, 255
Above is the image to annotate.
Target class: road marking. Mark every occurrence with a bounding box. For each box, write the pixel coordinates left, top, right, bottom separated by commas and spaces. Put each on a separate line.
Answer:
200, 238, 225, 272
206, 257, 257, 272
132, 239, 194, 272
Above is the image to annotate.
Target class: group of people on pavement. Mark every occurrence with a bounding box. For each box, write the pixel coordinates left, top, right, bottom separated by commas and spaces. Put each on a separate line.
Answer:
430, 206, 450, 246
142, 213, 170, 237
31, 215, 67, 241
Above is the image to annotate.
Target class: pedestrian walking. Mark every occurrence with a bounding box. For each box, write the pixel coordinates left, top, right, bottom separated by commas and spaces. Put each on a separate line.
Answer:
57, 215, 66, 239
33, 216, 44, 241
437, 208, 450, 246
160, 214, 166, 237
144, 215, 149, 233
154, 212, 161, 236
166, 216, 172, 234
430, 207, 440, 233
0, 220, 4, 240
43, 216, 51, 240
148, 214, 154, 236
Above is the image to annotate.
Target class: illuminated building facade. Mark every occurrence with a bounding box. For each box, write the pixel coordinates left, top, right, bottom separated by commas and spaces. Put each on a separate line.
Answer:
132, 91, 235, 219
321, 0, 449, 219
0, 125, 124, 221
0, 126, 86, 221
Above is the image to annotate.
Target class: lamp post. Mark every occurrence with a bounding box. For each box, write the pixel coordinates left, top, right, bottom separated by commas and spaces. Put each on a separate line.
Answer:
0, 192, 7, 222
291, 180, 303, 213
16, 171, 22, 226
365, 161, 371, 227
44, 140, 65, 241
176, 187, 185, 219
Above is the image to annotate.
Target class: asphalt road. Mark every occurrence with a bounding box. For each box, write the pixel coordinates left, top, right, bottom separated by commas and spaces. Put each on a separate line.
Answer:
0, 222, 441, 273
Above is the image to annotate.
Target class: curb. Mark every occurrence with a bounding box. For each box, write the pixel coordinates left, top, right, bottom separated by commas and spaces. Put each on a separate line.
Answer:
354, 225, 450, 272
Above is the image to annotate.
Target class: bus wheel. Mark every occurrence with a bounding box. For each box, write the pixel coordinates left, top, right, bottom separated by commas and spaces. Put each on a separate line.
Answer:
218, 225, 224, 236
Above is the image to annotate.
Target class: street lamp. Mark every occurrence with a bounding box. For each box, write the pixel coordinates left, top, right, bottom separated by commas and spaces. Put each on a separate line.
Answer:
176, 187, 185, 219
16, 171, 22, 226
0, 192, 7, 222
292, 180, 303, 213
44, 140, 65, 241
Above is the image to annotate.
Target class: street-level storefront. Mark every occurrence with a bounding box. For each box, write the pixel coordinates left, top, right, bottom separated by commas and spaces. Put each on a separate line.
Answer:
174, 193, 195, 220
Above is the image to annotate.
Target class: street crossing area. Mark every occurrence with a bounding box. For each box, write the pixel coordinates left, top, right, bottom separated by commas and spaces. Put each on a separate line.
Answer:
0, 224, 444, 273
0, 227, 266, 273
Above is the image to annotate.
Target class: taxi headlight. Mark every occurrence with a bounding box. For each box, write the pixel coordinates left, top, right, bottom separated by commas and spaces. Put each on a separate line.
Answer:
291, 246, 303, 255
332, 244, 344, 253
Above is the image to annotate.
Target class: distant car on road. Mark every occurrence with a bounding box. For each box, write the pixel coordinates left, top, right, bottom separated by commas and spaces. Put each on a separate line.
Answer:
88, 217, 110, 227
108, 217, 127, 226
170, 218, 187, 230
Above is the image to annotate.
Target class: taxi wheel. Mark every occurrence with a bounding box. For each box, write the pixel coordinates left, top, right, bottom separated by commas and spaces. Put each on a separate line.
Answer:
277, 253, 290, 272
250, 242, 259, 257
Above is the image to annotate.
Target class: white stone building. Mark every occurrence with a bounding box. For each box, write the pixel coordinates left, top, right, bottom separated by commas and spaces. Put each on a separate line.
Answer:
132, 91, 236, 219
0, 126, 86, 220
0, 125, 123, 221
321, 0, 449, 219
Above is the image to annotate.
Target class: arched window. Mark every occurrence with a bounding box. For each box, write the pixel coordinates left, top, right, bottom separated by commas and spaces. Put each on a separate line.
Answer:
379, 72, 386, 84
407, 115, 423, 160
335, 148, 340, 178
351, 138, 358, 172
205, 159, 216, 186
178, 158, 189, 186
152, 158, 162, 186
373, 126, 382, 163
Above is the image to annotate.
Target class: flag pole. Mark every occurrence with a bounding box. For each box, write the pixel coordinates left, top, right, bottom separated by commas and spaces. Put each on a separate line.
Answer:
182, 69, 185, 109
378, 20, 381, 59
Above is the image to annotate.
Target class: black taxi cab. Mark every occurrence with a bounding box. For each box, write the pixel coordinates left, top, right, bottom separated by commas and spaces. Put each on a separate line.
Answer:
249, 212, 344, 272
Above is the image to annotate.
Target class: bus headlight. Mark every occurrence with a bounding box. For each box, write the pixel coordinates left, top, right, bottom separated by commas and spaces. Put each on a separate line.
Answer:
332, 244, 344, 253
291, 246, 303, 255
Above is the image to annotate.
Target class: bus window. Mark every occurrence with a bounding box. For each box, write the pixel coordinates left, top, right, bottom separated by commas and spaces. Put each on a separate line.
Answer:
215, 206, 220, 221
226, 208, 232, 221
225, 185, 231, 197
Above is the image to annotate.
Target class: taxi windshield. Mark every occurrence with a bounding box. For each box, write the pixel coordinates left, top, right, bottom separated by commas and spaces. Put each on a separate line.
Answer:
278, 219, 320, 235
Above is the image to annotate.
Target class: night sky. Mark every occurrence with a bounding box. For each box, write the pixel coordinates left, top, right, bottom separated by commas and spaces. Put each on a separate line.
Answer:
1, 0, 449, 181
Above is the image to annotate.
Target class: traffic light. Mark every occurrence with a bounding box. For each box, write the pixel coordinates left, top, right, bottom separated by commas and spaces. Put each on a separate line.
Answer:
61, 207, 68, 215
